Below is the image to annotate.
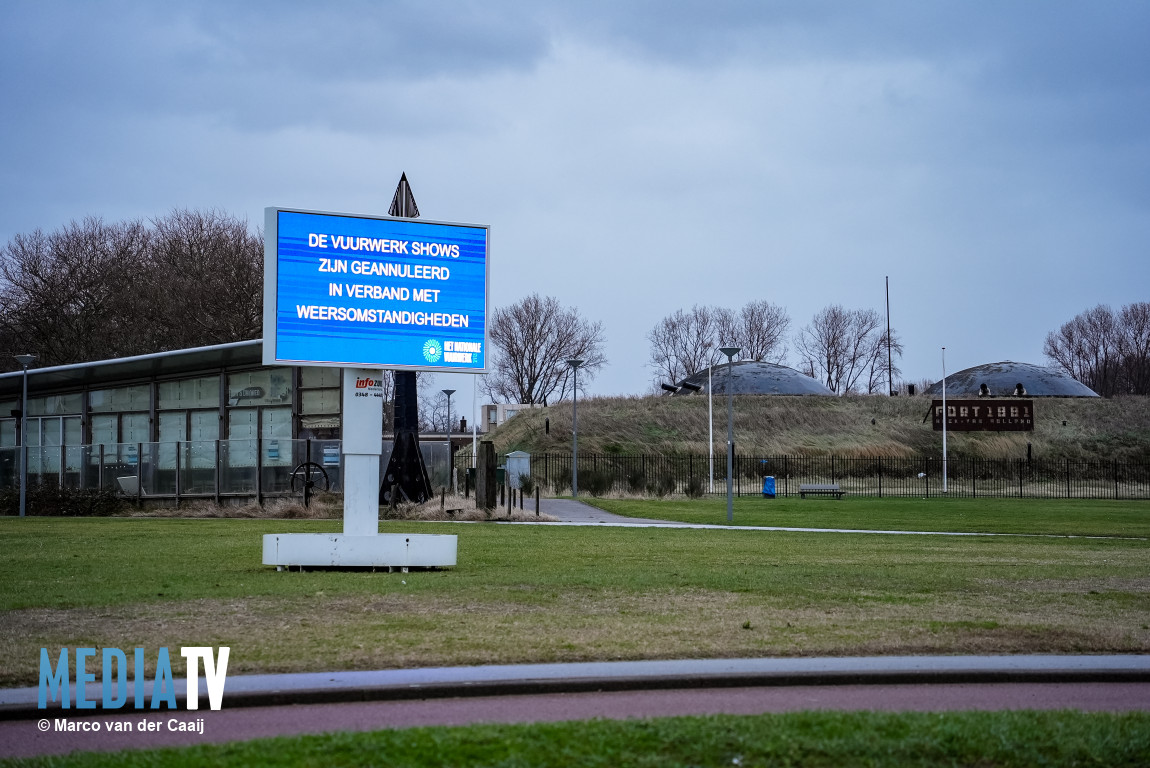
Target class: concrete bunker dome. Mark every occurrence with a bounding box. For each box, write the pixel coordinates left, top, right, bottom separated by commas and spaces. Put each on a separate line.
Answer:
671, 361, 835, 396
926, 361, 1100, 398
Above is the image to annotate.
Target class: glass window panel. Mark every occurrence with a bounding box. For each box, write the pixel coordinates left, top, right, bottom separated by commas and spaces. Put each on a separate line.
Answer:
300, 367, 340, 388
158, 376, 220, 410
228, 408, 258, 440
28, 393, 83, 416
227, 369, 292, 407
0, 400, 16, 418
158, 411, 187, 443
27, 417, 42, 447
0, 420, 14, 447
91, 414, 117, 445
261, 407, 293, 439
41, 417, 62, 447
190, 410, 219, 441
121, 413, 150, 444
301, 389, 340, 414
63, 417, 82, 446
89, 385, 150, 413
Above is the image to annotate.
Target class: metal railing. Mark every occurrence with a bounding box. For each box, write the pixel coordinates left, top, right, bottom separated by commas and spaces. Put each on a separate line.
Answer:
480, 453, 1150, 500
0, 438, 455, 503
5, 443, 1145, 502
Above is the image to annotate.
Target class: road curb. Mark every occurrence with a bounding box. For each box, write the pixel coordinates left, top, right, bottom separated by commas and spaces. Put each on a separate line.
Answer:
5, 656, 1150, 721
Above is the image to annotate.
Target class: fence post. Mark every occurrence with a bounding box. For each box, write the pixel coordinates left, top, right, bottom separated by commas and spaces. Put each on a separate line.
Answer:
877, 457, 882, 498
214, 439, 221, 505
1018, 458, 1023, 498
1114, 459, 1119, 500
1066, 459, 1071, 499
971, 457, 976, 498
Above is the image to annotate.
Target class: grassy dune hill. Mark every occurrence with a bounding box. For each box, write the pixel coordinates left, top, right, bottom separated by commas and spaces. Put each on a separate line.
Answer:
478, 394, 1150, 462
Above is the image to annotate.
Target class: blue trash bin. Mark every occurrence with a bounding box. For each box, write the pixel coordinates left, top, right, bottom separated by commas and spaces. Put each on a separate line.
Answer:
762, 476, 776, 498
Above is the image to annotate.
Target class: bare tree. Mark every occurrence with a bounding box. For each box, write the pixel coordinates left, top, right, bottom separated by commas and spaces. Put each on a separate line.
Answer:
1045, 302, 1150, 396
717, 300, 790, 363
1117, 302, 1150, 396
647, 305, 723, 387
481, 294, 606, 404
795, 305, 895, 394
141, 208, 263, 351
648, 301, 790, 387
864, 329, 904, 395
0, 217, 151, 369
0, 209, 263, 371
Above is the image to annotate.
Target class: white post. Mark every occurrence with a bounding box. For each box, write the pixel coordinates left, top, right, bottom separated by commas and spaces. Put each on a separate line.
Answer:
341, 367, 384, 536
941, 347, 948, 494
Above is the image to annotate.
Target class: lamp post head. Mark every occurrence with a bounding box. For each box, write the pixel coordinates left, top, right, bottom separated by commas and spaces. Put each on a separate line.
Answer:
442, 389, 456, 397
566, 358, 584, 370
14, 354, 36, 369
719, 346, 740, 361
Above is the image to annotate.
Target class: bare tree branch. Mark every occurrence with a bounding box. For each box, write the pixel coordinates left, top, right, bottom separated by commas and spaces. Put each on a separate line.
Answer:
481, 294, 606, 404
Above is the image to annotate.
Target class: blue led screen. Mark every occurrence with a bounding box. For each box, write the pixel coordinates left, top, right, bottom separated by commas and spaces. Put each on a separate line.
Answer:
267, 209, 488, 371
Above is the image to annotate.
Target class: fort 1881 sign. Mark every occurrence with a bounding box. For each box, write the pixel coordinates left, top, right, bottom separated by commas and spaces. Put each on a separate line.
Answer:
932, 399, 1034, 431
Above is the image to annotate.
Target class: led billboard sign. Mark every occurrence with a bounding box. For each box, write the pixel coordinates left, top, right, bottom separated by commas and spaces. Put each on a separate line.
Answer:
263, 208, 489, 371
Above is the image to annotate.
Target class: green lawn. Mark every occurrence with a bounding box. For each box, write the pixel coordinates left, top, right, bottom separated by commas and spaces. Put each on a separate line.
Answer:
3, 711, 1149, 767
1, 499, 1148, 687
586, 495, 1150, 537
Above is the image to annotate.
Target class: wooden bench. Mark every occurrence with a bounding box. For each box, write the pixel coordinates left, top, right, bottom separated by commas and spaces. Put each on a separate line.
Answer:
799, 483, 843, 499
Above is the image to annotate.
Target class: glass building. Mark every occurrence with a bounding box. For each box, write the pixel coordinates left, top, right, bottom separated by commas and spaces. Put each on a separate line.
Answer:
0, 340, 452, 503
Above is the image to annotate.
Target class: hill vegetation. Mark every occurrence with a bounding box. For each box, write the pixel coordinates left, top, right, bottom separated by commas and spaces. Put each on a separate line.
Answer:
475, 394, 1150, 463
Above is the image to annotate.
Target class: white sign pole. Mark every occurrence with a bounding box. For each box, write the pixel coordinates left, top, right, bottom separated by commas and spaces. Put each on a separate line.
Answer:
341, 368, 384, 536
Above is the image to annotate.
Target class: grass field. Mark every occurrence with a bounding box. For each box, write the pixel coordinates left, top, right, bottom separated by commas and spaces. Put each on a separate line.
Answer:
3, 711, 1150, 767
586, 495, 1150, 537
1, 497, 1148, 688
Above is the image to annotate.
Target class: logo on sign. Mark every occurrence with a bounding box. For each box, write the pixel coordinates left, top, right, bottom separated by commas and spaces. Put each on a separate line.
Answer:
355, 377, 380, 388
422, 339, 442, 363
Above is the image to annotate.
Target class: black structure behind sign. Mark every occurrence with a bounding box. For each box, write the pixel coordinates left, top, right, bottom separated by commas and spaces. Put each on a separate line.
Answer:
380, 173, 433, 505
932, 399, 1034, 431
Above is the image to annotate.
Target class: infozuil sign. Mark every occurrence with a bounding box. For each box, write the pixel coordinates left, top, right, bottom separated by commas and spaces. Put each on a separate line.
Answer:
262, 207, 489, 372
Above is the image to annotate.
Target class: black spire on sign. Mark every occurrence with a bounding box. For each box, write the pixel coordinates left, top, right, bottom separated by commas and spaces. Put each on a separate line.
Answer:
388, 173, 420, 219
381, 172, 432, 505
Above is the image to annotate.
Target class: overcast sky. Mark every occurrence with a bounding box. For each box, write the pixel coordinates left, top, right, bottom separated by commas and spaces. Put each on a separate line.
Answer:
2, 1, 1147, 404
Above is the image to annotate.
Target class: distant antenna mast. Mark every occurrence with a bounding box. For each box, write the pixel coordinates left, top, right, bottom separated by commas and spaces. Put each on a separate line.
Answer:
886, 276, 893, 395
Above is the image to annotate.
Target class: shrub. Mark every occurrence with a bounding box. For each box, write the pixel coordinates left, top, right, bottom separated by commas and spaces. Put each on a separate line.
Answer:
0, 481, 125, 517
626, 468, 647, 494
684, 476, 705, 498
582, 469, 614, 498
553, 469, 572, 495
518, 474, 537, 497
649, 474, 677, 498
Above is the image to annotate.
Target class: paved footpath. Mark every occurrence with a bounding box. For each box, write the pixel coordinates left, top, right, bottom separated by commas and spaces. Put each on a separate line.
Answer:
4, 656, 1150, 757
532, 498, 1142, 539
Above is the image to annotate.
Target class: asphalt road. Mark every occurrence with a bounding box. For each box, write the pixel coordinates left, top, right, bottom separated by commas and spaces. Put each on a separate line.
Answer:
4, 682, 1150, 758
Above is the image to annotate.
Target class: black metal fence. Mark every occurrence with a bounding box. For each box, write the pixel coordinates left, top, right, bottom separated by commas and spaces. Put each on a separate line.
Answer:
470, 453, 1150, 500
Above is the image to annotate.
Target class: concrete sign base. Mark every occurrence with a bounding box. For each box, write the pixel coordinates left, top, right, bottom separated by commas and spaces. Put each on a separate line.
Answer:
263, 368, 457, 571
263, 532, 457, 569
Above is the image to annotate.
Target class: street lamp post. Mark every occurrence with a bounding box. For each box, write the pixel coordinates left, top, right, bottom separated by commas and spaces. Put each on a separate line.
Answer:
719, 346, 740, 522
566, 359, 583, 497
442, 389, 455, 493
14, 354, 36, 518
